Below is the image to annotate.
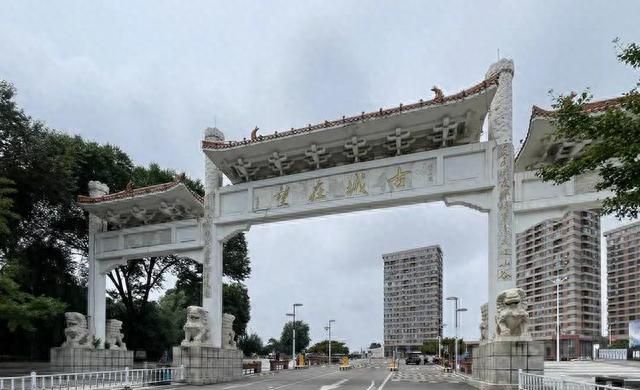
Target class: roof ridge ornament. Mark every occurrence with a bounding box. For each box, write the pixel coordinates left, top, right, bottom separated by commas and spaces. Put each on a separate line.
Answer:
431, 86, 444, 102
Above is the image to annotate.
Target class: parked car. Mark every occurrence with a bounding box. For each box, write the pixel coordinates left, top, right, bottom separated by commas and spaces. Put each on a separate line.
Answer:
405, 353, 422, 365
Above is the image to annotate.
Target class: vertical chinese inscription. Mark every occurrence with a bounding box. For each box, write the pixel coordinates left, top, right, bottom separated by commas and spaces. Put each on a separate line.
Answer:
346, 172, 368, 196
273, 185, 290, 207
308, 180, 327, 201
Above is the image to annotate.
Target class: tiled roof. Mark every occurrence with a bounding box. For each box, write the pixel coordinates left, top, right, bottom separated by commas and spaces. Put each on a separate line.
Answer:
530, 97, 624, 119
517, 96, 625, 162
202, 73, 501, 150
77, 181, 203, 204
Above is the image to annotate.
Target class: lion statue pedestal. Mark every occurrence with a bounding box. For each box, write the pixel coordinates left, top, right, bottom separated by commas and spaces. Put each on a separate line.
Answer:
172, 306, 242, 385
470, 288, 544, 389
50, 312, 133, 372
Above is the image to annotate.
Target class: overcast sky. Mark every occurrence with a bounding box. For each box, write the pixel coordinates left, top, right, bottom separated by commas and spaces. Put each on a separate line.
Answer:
2, 1, 640, 351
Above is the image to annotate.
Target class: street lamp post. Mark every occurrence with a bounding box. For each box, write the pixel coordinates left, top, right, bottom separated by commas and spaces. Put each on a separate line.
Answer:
286, 303, 303, 363
457, 308, 467, 370
551, 276, 567, 362
446, 296, 460, 372
325, 320, 335, 365
438, 323, 447, 360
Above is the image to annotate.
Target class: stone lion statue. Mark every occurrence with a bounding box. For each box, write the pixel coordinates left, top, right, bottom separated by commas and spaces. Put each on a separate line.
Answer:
222, 313, 237, 350
62, 312, 92, 348
480, 320, 488, 342
495, 288, 530, 338
182, 306, 210, 346
106, 319, 127, 350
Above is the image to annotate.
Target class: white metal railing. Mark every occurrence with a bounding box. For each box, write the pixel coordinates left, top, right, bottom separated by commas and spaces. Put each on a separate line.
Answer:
597, 349, 627, 360
518, 371, 627, 390
0, 366, 184, 390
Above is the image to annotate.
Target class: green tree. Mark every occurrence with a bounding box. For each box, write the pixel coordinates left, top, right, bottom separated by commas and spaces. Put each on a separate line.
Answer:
279, 320, 310, 355
308, 340, 349, 355
0, 274, 66, 331
537, 40, 640, 219
172, 232, 252, 336
263, 337, 281, 355
420, 339, 439, 355
0, 178, 18, 240
157, 289, 189, 347
237, 333, 264, 357
609, 339, 629, 348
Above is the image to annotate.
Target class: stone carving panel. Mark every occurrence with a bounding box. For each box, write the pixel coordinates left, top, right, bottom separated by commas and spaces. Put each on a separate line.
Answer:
496, 142, 514, 281
124, 229, 171, 249
61, 312, 93, 349
253, 159, 436, 211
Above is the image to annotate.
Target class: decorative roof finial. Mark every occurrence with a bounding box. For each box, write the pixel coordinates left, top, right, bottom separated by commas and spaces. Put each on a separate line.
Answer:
174, 172, 186, 182
250, 126, 259, 141
431, 86, 444, 102
125, 180, 134, 192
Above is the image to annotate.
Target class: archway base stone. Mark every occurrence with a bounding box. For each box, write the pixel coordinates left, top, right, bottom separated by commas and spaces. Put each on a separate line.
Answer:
50, 348, 133, 372
470, 340, 544, 389
172, 346, 242, 385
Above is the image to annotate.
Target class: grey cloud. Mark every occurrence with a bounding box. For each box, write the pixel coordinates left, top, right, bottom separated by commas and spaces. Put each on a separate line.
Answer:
2, 0, 640, 350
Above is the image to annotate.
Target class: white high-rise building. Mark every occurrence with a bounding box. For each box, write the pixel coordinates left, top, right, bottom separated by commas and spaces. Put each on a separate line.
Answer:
383, 245, 443, 357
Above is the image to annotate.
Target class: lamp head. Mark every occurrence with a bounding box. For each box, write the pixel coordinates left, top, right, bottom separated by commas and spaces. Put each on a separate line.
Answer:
293, 303, 303, 307
446, 296, 458, 301
457, 308, 468, 312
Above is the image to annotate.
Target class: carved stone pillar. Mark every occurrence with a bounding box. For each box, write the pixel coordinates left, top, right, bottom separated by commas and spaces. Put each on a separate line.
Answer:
202, 127, 225, 348
87, 181, 109, 347
486, 59, 516, 339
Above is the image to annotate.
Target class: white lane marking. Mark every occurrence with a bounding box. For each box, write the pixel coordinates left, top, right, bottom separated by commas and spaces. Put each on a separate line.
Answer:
270, 370, 339, 390
223, 377, 277, 389
377, 372, 393, 390
320, 378, 348, 390
365, 380, 375, 390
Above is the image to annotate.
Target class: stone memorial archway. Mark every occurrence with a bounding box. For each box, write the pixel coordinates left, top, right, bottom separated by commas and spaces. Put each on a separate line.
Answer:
74, 59, 610, 385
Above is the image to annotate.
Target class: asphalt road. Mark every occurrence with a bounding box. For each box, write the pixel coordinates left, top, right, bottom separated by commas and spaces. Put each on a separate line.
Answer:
176, 363, 476, 390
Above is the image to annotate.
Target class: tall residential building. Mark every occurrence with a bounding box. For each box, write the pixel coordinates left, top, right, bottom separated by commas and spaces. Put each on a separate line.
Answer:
516, 210, 601, 360
383, 245, 443, 357
605, 221, 640, 340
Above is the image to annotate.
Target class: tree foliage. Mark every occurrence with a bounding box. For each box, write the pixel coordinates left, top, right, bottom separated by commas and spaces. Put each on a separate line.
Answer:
0, 79, 252, 359
0, 178, 18, 239
308, 340, 349, 355
0, 274, 66, 331
279, 320, 311, 355
263, 337, 281, 355
238, 333, 264, 357
537, 40, 640, 219
420, 339, 439, 355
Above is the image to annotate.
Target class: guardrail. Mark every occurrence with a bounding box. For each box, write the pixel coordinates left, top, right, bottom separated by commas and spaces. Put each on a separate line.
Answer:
597, 349, 627, 360
518, 370, 626, 390
0, 366, 184, 390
